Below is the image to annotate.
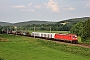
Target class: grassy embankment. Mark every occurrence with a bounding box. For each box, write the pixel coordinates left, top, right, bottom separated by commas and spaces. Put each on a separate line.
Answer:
0, 34, 90, 60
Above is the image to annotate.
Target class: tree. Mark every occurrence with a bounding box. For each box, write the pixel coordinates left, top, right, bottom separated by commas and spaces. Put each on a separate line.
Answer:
81, 18, 90, 41
70, 22, 84, 36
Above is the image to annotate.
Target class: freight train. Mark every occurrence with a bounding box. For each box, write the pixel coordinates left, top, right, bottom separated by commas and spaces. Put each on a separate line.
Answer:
2, 30, 78, 44
31, 32, 78, 43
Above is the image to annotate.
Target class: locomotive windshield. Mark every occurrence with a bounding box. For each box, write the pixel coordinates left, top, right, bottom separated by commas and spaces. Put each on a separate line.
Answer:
72, 35, 77, 38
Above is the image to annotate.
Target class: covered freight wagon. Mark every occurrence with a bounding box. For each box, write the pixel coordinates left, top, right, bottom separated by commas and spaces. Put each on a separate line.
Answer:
31, 32, 55, 39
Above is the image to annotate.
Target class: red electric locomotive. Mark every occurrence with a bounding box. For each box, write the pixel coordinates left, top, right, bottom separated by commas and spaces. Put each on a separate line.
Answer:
54, 34, 78, 43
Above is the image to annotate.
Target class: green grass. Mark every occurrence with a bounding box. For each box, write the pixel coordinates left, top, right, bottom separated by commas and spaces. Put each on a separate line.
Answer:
83, 38, 90, 44
0, 34, 90, 60
29, 30, 69, 34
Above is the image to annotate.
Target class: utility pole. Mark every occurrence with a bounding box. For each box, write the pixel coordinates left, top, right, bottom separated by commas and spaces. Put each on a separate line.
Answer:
50, 26, 51, 33
34, 26, 35, 38
14, 26, 17, 35
7, 28, 8, 34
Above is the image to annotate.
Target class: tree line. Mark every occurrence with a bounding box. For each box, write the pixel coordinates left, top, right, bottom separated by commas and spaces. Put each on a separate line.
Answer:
0, 23, 72, 32
70, 18, 90, 42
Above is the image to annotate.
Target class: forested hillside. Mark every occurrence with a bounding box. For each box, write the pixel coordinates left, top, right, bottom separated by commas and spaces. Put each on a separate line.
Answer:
0, 17, 89, 26
0, 22, 12, 26
0, 17, 90, 32
12, 21, 54, 26
14, 17, 90, 31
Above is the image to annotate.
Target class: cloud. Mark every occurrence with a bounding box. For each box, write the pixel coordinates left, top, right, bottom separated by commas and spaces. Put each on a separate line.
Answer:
86, 2, 90, 8
63, 6, 75, 10
45, 0, 60, 12
28, 3, 32, 6
75, 0, 88, 1
35, 5, 41, 9
30, 9, 35, 12
21, 9, 35, 12
37, 14, 41, 17
12, 5, 26, 8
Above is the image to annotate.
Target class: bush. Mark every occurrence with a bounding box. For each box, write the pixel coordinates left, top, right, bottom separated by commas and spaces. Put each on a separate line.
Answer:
0, 58, 3, 60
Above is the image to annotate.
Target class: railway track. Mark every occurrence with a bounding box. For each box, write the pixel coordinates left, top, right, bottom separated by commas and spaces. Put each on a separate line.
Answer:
29, 35, 90, 48
32, 36, 90, 48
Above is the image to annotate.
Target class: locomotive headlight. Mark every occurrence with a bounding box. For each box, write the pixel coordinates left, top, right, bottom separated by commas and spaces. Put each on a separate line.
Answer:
75, 36, 77, 37
73, 38, 74, 39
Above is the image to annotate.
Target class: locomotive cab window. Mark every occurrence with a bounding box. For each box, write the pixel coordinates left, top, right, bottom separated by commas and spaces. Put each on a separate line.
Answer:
72, 36, 77, 38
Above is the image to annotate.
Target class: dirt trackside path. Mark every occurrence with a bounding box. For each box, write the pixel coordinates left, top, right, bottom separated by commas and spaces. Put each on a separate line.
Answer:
53, 41, 90, 48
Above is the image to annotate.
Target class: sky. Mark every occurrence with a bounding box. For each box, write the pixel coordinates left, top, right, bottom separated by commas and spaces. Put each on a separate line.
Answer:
0, 0, 90, 23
